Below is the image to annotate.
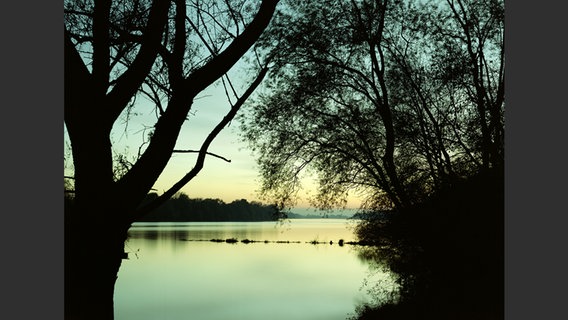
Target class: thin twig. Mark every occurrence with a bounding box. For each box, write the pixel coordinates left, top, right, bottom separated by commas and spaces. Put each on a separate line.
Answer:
173, 149, 232, 163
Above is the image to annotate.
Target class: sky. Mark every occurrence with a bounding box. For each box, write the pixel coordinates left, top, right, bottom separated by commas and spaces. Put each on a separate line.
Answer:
144, 84, 261, 200
63, 68, 363, 211
136, 82, 361, 210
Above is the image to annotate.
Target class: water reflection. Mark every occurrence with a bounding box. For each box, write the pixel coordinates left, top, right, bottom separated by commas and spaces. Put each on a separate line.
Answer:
115, 219, 399, 320
351, 246, 403, 311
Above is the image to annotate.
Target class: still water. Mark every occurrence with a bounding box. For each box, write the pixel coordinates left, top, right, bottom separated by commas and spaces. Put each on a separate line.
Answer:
115, 219, 397, 320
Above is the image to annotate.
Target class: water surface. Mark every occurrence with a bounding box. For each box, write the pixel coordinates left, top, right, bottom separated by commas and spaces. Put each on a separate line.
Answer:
115, 219, 397, 320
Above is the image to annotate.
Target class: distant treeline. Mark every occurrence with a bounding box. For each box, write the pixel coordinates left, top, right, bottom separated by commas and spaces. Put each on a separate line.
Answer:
137, 193, 281, 222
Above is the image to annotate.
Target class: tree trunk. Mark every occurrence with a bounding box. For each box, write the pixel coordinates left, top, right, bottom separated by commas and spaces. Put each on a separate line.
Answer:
65, 201, 130, 320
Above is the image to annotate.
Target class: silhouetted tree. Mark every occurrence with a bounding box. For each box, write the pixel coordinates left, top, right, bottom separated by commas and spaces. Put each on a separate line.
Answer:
240, 0, 504, 212
433, 0, 505, 171
241, 0, 411, 210
64, 1, 278, 319
380, 0, 504, 193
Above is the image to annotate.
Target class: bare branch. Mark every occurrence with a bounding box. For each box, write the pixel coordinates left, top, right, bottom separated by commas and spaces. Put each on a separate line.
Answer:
106, 0, 171, 122
221, 76, 234, 107
197, 3, 237, 39
183, 0, 279, 94
197, 6, 219, 53
186, 16, 217, 56
173, 149, 232, 163
224, 0, 241, 35
134, 66, 269, 218
139, 82, 165, 115
92, 0, 112, 96
170, 0, 188, 83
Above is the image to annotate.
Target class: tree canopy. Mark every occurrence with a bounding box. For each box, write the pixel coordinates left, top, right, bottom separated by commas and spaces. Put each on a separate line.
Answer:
240, 0, 504, 212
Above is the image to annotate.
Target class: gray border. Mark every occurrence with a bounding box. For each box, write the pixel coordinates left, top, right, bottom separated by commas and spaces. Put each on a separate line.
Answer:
506, 1, 567, 319
2, 1, 63, 319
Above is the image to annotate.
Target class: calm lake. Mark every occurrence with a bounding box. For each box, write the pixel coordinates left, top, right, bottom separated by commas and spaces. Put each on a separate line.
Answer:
114, 219, 398, 320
